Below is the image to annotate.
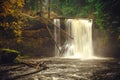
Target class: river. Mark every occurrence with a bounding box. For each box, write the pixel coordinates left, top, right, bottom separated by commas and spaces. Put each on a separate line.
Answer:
0, 58, 120, 80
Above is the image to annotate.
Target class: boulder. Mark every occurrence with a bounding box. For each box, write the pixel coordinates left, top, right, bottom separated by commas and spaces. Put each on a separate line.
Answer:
0, 48, 20, 63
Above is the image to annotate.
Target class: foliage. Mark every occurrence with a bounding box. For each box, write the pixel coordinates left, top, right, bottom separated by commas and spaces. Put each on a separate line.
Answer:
50, 0, 119, 30
51, 0, 88, 17
0, 0, 24, 38
83, 0, 106, 29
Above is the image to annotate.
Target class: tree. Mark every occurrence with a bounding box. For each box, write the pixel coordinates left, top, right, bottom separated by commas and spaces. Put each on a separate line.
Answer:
50, 0, 120, 30
0, 0, 24, 38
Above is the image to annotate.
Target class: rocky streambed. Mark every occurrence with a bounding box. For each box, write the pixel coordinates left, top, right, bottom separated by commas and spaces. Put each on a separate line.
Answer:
0, 58, 120, 80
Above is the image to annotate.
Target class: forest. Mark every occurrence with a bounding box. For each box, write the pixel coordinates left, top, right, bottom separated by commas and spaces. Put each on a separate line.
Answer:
0, 0, 120, 80
0, 0, 120, 57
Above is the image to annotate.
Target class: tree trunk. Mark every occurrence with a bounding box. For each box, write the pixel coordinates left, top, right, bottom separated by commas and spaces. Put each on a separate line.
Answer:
48, 0, 51, 18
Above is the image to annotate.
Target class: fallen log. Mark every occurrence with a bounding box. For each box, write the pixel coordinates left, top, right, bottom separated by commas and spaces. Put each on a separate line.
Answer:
48, 19, 73, 39
45, 25, 62, 55
18, 59, 48, 70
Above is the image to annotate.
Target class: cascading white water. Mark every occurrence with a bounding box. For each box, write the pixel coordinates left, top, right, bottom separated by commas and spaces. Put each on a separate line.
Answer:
64, 19, 94, 59
54, 19, 61, 57
54, 18, 95, 59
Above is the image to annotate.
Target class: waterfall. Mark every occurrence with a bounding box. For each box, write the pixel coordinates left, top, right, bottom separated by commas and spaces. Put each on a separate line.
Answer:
54, 19, 61, 57
54, 19, 94, 59
64, 19, 94, 59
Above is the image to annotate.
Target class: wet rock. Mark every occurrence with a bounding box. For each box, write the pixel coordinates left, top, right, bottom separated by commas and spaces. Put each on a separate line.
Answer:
0, 48, 19, 63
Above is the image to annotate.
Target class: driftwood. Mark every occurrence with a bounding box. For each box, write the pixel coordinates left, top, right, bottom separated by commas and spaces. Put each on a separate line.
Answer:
19, 59, 48, 70
48, 19, 73, 39
41, 17, 73, 55
47, 19, 73, 55
53, 16, 91, 20
7, 60, 48, 80
45, 25, 62, 54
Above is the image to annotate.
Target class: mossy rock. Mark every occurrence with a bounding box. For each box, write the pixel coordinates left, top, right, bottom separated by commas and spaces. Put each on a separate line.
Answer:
0, 48, 20, 63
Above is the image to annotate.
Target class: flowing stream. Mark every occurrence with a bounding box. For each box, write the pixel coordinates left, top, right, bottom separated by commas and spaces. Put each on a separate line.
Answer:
1, 58, 120, 80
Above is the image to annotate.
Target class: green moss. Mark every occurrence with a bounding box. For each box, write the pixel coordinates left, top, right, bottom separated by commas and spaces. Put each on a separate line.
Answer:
0, 48, 20, 54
